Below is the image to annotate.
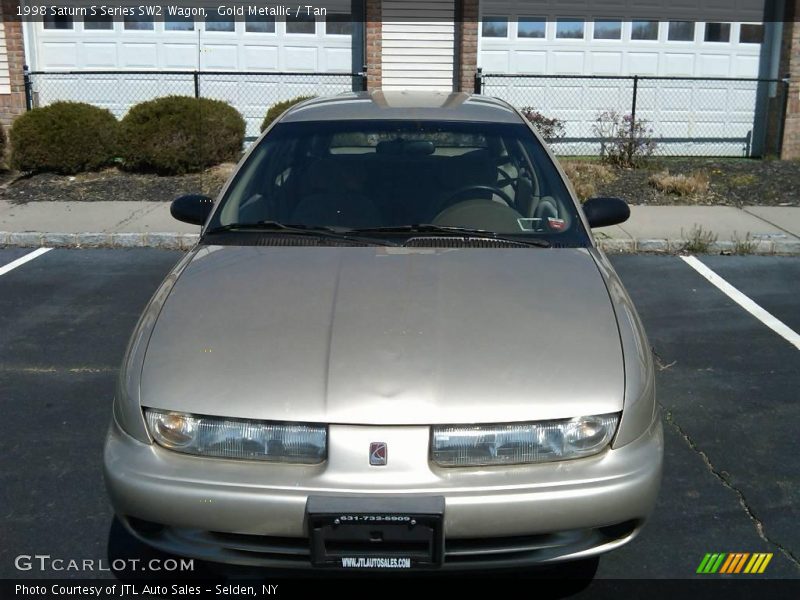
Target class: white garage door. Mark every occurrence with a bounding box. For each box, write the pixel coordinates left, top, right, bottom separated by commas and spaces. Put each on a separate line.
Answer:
27, 9, 353, 138
478, 0, 767, 155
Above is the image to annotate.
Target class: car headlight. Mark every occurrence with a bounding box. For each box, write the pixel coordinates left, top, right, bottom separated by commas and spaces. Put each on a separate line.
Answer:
431, 413, 619, 467
144, 409, 326, 464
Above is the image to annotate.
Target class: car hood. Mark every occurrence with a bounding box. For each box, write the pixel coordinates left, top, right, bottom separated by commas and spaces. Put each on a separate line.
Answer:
141, 245, 623, 425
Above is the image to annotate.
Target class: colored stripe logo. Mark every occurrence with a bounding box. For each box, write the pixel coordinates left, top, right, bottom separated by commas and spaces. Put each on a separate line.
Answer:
697, 553, 772, 574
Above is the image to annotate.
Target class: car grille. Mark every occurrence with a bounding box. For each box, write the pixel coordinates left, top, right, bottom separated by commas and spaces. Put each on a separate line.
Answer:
126, 517, 638, 569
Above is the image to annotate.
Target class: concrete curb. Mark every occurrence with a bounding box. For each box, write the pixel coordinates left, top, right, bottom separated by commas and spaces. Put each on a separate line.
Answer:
0, 231, 200, 251
1, 231, 800, 255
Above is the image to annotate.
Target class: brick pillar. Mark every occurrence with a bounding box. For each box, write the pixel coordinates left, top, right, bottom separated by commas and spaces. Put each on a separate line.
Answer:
780, 1, 800, 158
365, 0, 382, 90
457, 0, 479, 92
0, 1, 27, 130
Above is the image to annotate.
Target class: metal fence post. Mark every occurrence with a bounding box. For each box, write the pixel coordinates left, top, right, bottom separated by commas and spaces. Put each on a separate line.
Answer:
193, 71, 200, 99
359, 64, 368, 92
629, 75, 639, 164
23, 65, 33, 111
474, 68, 483, 94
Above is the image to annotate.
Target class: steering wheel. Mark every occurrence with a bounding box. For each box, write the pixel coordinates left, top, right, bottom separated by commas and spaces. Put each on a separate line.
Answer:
435, 184, 516, 217
495, 165, 517, 190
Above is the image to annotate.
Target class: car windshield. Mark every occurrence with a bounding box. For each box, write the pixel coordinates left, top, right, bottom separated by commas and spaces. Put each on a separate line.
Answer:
210, 119, 589, 246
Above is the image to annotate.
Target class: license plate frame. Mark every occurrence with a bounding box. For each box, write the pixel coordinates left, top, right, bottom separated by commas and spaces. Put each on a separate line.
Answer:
306, 496, 445, 570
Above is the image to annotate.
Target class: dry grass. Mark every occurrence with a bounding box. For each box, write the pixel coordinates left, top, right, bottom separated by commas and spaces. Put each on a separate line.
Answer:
561, 161, 617, 201
681, 224, 718, 254
648, 169, 710, 196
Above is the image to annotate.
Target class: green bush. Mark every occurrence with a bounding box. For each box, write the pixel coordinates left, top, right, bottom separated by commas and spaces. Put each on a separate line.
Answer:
10, 102, 118, 174
119, 96, 245, 175
261, 96, 314, 132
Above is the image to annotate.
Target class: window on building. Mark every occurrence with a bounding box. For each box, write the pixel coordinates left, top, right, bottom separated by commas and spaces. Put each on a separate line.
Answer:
593, 20, 621, 40
482, 17, 508, 38
668, 21, 695, 41
704, 22, 731, 43
205, 13, 235, 32
43, 15, 73, 30
245, 15, 276, 33
556, 19, 584, 39
84, 14, 113, 30
124, 15, 154, 31
326, 14, 352, 36
631, 21, 659, 41
286, 13, 316, 34
739, 23, 763, 44
517, 18, 545, 39
165, 14, 194, 31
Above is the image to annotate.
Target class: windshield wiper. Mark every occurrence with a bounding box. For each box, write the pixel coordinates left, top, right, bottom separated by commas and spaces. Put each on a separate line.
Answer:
352, 224, 551, 248
204, 221, 399, 246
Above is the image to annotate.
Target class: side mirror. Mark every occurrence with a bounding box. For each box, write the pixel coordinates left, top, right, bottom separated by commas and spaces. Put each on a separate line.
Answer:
582, 197, 630, 228
171, 194, 214, 226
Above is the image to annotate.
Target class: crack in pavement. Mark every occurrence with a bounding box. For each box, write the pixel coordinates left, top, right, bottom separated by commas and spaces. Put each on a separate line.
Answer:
662, 406, 800, 572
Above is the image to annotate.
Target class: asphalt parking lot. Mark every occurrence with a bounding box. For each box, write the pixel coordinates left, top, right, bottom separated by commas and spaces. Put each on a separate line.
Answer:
0, 248, 798, 588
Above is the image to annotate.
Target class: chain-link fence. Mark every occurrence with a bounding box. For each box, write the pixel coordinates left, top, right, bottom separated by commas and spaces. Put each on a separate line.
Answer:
478, 72, 789, 158
25, 70, 365, 141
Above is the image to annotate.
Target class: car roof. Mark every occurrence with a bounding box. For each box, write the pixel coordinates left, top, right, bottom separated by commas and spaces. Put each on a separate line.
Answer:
279, 91, 523, 124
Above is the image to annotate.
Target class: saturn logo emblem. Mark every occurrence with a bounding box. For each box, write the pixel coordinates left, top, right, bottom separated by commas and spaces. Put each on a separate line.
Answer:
369, 442, 388, 466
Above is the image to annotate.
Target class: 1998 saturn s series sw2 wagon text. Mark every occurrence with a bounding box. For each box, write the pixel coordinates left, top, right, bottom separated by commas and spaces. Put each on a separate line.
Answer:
103, 91, 663, 571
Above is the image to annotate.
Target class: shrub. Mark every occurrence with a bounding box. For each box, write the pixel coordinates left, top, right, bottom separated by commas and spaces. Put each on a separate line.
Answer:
519, 108, 566, 143
10, 102, 118, 174
119, 96, 245, 175
592, 110, 657, 168
561, 161, 617, 201
261, 96, 314, 132
681, 224, 718, 254
648, 169, 710, 196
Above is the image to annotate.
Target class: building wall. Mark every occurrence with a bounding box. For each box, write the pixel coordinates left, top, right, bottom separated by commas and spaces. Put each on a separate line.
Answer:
365, 0, 382, 89
0, 1, 27, 129
458, 0, 479, 91
781, 0, 800, 158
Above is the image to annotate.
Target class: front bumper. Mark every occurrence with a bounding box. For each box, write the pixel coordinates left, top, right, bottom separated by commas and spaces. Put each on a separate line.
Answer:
104, 416, 663, 569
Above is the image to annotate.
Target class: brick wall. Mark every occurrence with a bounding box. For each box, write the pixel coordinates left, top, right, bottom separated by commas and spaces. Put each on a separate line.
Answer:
0, 1, 26, 129
780, 1, 800, 159
457, 0, 479, 92
365, 0, 382, 90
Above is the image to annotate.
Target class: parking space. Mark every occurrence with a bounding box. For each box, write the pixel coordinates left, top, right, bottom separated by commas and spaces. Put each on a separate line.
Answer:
0, 248, 798, 584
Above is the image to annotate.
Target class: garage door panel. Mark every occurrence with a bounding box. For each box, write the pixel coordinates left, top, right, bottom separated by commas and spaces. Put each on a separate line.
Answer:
82, 43, 117, 68
662, 53, 696, 76
590, 52, 623, 75
41, 42, 78, 68
628, 53, 659, 76
733, 55, 759, 77
161, 44, 197, 69
481, 50, 510, 72
512, 51, 546, 74
202, 45, 239, 70
121, 43, 157, 68
284, 47, 319, 71
323, 48, 351, 71
243, 45, 279, 70
550, 52, 584, 74
698, 54, 731, 77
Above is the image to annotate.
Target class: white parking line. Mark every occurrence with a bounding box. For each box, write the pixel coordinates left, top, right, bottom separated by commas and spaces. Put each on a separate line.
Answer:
0, 248, 52, 277
681, 255, 800, 351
